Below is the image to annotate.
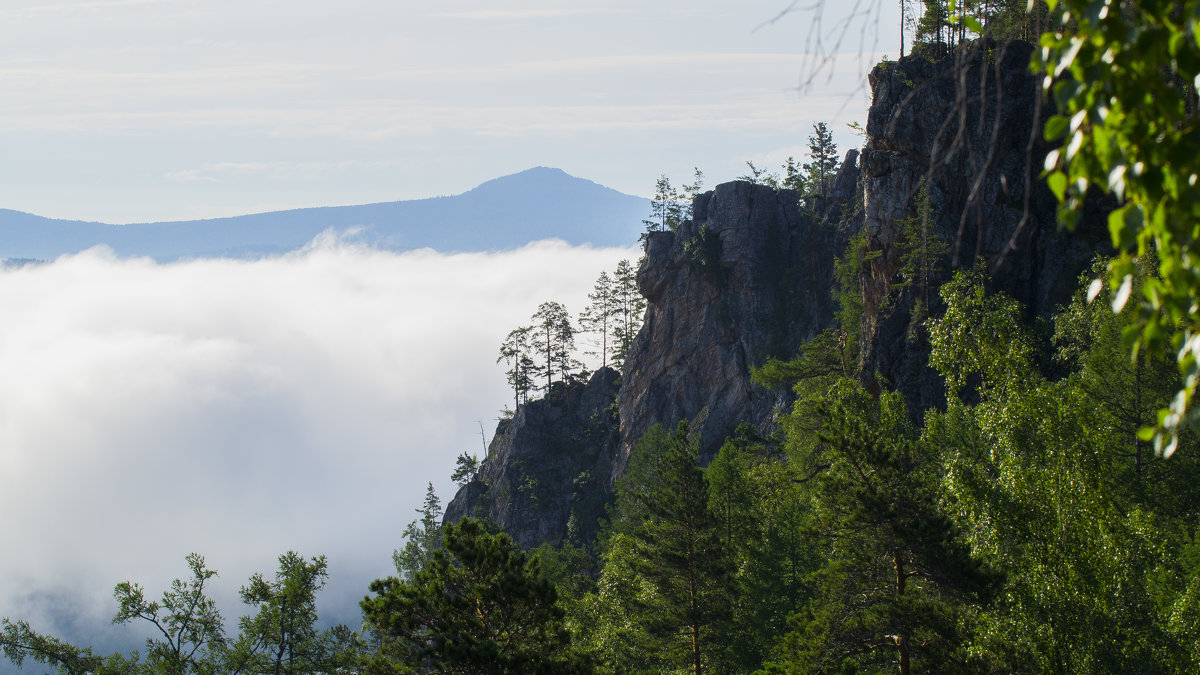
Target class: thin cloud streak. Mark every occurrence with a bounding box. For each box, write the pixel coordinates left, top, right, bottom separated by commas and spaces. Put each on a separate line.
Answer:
0, 0, 165, 18
427, 8, 631, 20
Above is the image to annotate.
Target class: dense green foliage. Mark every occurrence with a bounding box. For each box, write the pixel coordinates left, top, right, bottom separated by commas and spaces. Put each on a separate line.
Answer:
361, 519, 591, 674
552, 261, 1197, 674
1034, 0, 1200, 454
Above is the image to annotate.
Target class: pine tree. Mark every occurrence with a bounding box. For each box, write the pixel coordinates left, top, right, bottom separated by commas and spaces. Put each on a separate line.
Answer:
112, 553, 226, 675
223, 552, 358, 675
737, 161, 780, 188
895, 178, 949, 322
392, 483, 442, 580
578, 270, 619, 370
362, 519, 592, 674
616, 423, 733, 674
531, 301, 579, 390
915, 0, 951, 45
681, 167, 705, 220
450, 452, 480, 488
802, 122, 839, 199
642, 175, 685, 236
765, 382, 997, 674
781, 156, 805, 191
612, 260, 645, 370
498, 325, 538, 408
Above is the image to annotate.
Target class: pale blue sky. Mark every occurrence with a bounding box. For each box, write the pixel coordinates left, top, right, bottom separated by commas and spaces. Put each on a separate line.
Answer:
0, 0, 899, 223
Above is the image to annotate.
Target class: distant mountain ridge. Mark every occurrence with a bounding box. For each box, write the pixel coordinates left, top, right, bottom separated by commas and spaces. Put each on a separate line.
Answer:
0, 167, 649, 262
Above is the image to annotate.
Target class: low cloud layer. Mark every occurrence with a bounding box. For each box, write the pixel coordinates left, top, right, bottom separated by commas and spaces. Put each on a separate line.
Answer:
0, 238, 639, 657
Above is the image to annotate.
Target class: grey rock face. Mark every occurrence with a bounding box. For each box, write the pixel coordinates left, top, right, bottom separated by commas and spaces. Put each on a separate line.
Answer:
617, 181, 853, 471
443, 367, 621, 549
446, 178, 857, 548
858, 40, 1110, 412
447, 40, 1110, 550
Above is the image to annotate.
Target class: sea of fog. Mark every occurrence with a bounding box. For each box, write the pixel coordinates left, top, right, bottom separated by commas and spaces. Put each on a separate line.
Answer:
0, 236, 640, 666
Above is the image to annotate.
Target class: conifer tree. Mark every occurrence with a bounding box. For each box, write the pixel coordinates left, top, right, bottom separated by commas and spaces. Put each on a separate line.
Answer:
737, 161, 780, 188
498, 325, 538, 408
222, 552, 359, 675
642, 175, 685, 236
392, 483, 442, 580
612, 260, 645, 370
802, 122, 839, 198
450, 452, 479, 487
578, 270, 619, 370
112, 553, 226, 675
681, 167, 704, 219
895, 178, 949, 322
765, 382, 997, 674
781, 157, 805, 191
362, 519, 592, 674
531, 301, 579, 390
615, 422, 733, 674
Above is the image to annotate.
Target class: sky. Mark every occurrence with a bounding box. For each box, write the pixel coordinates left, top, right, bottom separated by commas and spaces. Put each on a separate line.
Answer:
0, 0, 899, 224
0, 0, 902, 664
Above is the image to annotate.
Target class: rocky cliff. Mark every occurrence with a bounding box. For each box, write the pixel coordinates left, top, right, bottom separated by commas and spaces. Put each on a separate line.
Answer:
615, 177, 857, 472
443, 367, 621, 549
447, 39, 1112, 549
443, 172, 857, 546
858, 39, 1111, 411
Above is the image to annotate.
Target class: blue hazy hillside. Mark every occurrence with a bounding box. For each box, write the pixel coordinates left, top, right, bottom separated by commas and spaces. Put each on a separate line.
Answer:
0, 167, 649, 261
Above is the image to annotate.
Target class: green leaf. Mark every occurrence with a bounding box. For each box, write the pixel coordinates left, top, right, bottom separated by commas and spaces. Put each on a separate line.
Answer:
1045, 115, 1069, 141
1047, 171, 1068, 201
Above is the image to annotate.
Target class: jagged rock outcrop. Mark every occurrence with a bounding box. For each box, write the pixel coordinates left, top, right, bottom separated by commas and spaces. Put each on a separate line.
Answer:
859, 39, 1111, 412
444, 367, 621, 549
448, 40, 1112, 550
616, 179, 856, 471
446, 173, 860, 547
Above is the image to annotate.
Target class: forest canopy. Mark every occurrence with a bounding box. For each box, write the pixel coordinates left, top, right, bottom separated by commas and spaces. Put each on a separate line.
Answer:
7, 1, 1200, 673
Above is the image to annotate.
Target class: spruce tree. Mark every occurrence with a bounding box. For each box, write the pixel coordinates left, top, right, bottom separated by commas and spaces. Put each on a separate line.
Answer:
392, 483, 442, 580
616, 422, 733, 674
802, 122, 839, 199
895, 178, 949, 322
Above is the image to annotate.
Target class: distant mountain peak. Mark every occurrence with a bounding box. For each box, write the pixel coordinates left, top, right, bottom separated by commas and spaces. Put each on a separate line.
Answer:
0, 168, 649, 261
465, 167, 616, 196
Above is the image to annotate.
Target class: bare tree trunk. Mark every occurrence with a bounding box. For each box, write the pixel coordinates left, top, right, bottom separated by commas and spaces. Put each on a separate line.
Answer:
894, 551, 910, 675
